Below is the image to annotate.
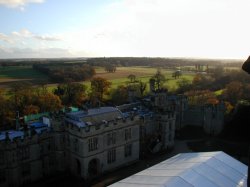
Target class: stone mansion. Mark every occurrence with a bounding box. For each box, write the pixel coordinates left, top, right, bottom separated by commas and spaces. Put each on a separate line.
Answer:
0, 89, 225, 186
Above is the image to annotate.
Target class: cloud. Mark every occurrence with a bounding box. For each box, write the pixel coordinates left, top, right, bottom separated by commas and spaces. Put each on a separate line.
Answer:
0, 0, 44, 9
33, 35, 61, 41
0, 47, 75, 58
0, 29, 64, 58
11, 29, 61, 41
1, 0, 250, 58
0, 45, 96, 58
0, 33, 13, 43
63, 0, 250, 59
12, 29, 32, 37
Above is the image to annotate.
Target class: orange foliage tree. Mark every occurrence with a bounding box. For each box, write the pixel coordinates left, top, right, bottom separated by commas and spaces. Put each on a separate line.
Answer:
91, 77, 111, 101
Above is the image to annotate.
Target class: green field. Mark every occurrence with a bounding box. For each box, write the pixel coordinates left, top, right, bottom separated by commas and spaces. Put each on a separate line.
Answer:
0, 66, 48, 86
0, 66, 47, 79
81, 66, 195, 92
0, 66, 195, 93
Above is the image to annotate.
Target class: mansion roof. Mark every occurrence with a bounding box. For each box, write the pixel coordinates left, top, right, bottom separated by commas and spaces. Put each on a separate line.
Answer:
65, 107, 124, 128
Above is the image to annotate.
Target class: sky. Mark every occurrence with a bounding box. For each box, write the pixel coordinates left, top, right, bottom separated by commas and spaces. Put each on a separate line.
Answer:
0, 0, 250, 59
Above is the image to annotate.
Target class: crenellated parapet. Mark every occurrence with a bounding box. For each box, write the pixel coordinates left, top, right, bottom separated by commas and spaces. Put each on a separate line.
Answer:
65, 115, 140, 137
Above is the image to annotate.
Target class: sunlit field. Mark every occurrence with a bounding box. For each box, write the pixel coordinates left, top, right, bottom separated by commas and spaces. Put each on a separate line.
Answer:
0, 65, 195, 92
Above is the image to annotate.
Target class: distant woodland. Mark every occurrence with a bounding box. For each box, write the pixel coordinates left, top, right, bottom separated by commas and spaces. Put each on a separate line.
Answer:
86, 57, 244, 68
0, 57, 243, 67
32, 64, 95, 82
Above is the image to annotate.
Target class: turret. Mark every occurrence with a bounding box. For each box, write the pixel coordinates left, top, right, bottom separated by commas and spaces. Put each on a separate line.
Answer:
149, 78, 155, 93
15, 111, 20, 130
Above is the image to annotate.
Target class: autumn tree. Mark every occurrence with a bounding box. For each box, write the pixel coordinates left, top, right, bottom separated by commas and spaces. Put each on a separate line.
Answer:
151, 69, 166, 90
172, 70, 182, 79
91, 77, 111, 101
110, 85, 128, 105
9, 82, 37, 115
210, 66, 224, 79
138, 80, 147, 97
34, 64, 95, 83
192, 74, 203, 85
176, 78, 192, 93
104, 63, 116, 73
0, 89, 14, 129
192, 74, 213, 90
127, 74, 137, 83
224, 101, 234, 114
54, 82, 87, 107
222, 81, 244, 105
23, 105, 40, 115
126, 74, 140, 98
37, 92, 62, 112
126, 77, 146, 99
8, 82, 64, 116
185, 90, 218, 106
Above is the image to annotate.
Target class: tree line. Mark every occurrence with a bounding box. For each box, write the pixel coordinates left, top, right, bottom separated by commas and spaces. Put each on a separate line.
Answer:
0, 70, 168, 129
0, 76, 114, 130
86, 57, 243, 68
174, 67, 250, 112
33, 64, 95, 82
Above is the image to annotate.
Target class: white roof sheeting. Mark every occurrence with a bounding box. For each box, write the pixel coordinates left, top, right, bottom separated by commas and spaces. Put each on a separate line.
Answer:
109, 151, 248, 187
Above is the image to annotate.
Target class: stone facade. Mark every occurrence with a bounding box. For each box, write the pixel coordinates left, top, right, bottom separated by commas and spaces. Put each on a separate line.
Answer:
0, 119, 60, 187
183, 103, 225, 135
0, 91, 187, 186
0, 107, 141, 186
64, 107, 140, 179
139, 91, 177, 155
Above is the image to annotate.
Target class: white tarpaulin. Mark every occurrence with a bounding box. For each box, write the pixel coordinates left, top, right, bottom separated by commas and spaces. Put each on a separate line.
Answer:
109, 151, 248, 187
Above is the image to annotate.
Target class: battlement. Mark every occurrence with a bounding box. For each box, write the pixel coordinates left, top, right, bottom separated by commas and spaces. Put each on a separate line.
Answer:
154, 112, 176, 121
65, 114, 140, 137
0, 128, 52, 146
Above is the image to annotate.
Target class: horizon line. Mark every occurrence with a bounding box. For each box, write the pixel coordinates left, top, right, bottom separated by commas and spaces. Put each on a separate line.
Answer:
0, 56, 246, 61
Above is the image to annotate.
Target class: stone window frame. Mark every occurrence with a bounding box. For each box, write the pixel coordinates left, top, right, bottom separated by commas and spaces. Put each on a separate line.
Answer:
124, 144, 132, 157
107, 132, 116, 146
107, 148, 116, 164
88, 137, 98, 152
125, 128, 132, 141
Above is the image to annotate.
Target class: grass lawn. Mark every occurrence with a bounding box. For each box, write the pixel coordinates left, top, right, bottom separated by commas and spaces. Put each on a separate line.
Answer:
83, 66, 195, 92
45, 66, 195, 92
94, 66, 159, 79
1, 66, 195, 93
